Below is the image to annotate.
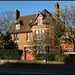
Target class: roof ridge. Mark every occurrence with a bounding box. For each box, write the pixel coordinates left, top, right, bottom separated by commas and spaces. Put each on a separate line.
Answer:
42, 9, 52, 15
20, 14, 36, 17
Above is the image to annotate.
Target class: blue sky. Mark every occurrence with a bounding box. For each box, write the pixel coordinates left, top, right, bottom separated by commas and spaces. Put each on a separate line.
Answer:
0, 1, 74, 16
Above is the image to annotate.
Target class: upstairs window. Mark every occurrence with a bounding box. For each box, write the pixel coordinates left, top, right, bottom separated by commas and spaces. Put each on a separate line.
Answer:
27, 33, 29, 41
38, 18, 42, 25
35, 30, 44, 39
16, 24, 20, 30
14, 34, 19, 41
36, 30, 39, 39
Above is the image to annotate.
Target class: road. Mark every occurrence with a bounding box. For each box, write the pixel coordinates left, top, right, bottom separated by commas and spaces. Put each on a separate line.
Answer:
0, 68, 75, 75
0, 62, 75, 75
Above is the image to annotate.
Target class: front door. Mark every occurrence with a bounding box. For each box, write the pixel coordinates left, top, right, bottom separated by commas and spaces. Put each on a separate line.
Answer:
26, 50, 31, 60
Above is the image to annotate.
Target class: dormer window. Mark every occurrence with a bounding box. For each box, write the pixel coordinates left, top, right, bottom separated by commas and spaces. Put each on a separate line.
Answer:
16, 24, 20, 30
38, 18, 42, 25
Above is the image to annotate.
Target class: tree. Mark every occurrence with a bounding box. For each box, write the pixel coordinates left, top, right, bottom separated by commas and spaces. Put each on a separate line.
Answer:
0, 29, 5, 49
59, 3, 75, 51
0, 11, 14, 33
0, 11, 14, 49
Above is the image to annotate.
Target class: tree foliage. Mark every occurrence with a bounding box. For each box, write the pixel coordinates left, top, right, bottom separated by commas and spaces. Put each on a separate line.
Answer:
0, 30, 5, 49
59, 3, 75, 51
0, 11, 14, 49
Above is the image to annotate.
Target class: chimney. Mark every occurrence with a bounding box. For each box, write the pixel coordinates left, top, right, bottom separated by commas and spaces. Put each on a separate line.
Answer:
55, 2, 59, 18
14, 9, 20, 21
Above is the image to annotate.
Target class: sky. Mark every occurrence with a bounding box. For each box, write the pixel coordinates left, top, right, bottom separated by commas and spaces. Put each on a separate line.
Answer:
0, 1, 74, 16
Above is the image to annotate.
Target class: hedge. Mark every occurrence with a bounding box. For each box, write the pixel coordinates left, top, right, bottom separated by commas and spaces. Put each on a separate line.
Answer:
0, 49, 23, 60
35, 54, 69, 62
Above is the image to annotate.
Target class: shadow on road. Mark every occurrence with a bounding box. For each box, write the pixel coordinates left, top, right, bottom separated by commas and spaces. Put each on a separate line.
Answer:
0, 61, 75, 71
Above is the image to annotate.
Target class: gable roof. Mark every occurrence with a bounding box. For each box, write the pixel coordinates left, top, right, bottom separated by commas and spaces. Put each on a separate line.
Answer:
35, 11, 43, 19
42, 8, 52, 17
8, 14, 36, 34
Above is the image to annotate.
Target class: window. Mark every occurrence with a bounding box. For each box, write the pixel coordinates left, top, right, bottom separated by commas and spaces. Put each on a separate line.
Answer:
42, 30, 44, 39
35, 30, 44, 39
36, 30, 39, 39
48, 46, 50, 54
47, 29, 50, 36
38, 18, 42, 25
27, 33, 29, 41
14, 34, 19, 41
35, 46, 44, 54
16, 24, 20, 30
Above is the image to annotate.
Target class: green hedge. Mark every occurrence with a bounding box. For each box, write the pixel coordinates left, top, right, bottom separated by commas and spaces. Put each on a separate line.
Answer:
35, 54, 69, 62
0, 49, 23, 60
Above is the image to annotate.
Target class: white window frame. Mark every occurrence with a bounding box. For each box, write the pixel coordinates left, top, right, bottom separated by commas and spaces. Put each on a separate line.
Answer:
36, 46, 44, 54
14, 34, 19, 42
35, 30, 44, 39
42, 30, 44, 39
38, 17, 42, 25
16, 24, 20, 30
27, 33, 29, 41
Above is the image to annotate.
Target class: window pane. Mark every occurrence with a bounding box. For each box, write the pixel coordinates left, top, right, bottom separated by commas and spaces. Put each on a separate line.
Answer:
47, 29, 49, 36
36, 30, 39, 39
42, 50, 44, 54
40, 50, 42, 54
35, 46, 44, 54
48, 46, 50, 54
27, 33, 29, 41
37, 50, 39, 54
38, 19, 41, 25
42, 30, 44, 39
17, 34, 19, 41
35, 46, 38, 50
39, 30, 41, 39
16, 24, 20, 30
36, 50, 37, 54
38, 19, 42, 25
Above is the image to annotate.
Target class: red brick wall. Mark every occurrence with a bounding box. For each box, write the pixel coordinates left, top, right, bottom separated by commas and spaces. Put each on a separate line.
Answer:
10, 23, 54, 60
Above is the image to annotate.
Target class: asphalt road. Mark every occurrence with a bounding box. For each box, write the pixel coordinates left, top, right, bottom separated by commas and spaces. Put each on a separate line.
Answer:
0, 62, 75, 75
0, 68, 75, 75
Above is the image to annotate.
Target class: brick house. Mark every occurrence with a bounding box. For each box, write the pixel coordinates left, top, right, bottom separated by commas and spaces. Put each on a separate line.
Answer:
8, 2, 59, 60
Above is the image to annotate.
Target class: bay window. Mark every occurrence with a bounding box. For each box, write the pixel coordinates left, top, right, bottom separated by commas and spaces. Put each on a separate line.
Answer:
35, 30, 44, 39
35, 46, 44, 54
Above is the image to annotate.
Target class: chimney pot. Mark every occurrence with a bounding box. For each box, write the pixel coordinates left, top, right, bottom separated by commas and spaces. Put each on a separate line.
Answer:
55, 2, 59, 18
14, 9, 20, 21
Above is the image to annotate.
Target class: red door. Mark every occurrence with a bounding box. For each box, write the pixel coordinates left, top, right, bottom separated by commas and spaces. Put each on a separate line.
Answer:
26, 50, 31, 60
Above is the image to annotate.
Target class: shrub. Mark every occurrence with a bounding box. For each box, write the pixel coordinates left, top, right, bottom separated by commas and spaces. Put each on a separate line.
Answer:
35, 54, 69, 61
55, 54, 69, 62
35, 54, 55, 61
0, 49, 23, 60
